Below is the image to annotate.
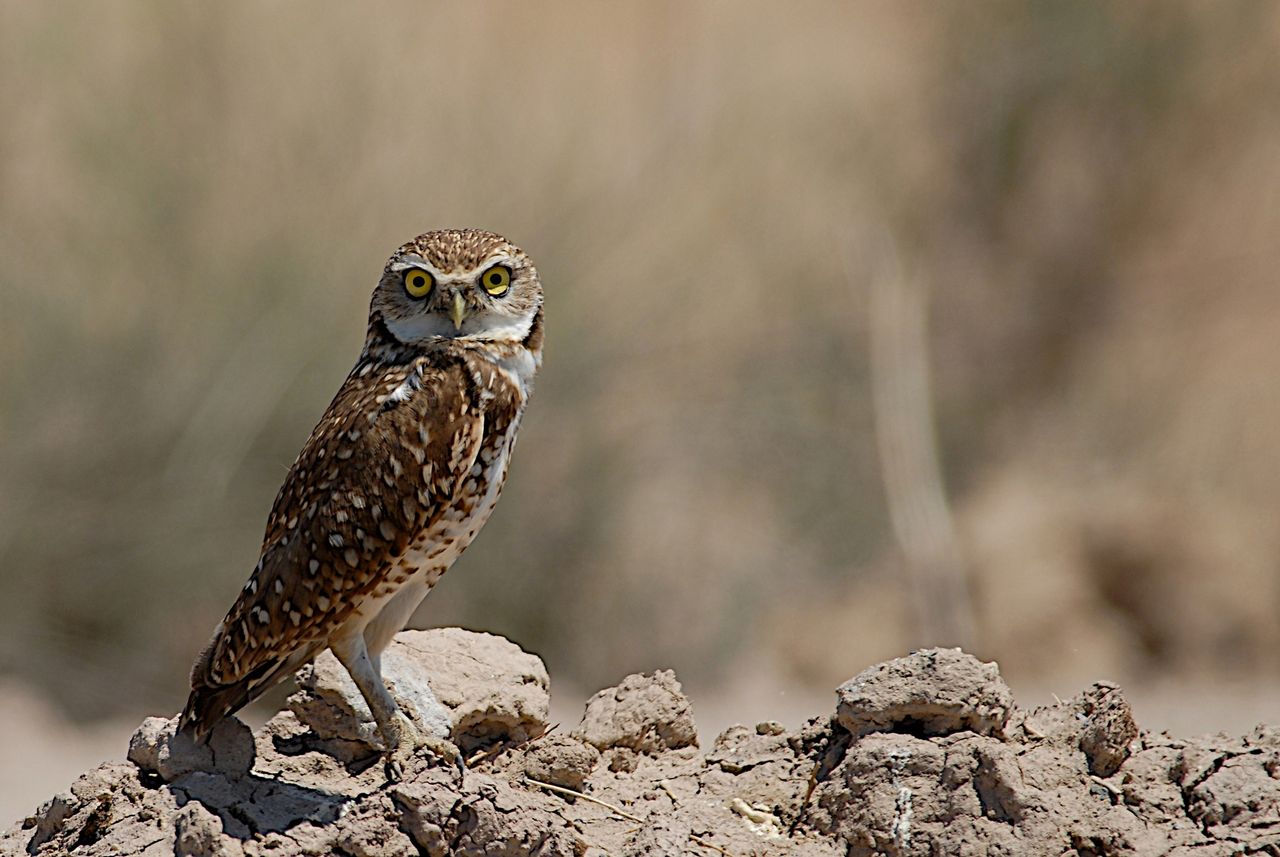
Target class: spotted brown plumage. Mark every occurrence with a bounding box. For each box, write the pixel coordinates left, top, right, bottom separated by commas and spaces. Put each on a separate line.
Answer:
181, 230, 543, 777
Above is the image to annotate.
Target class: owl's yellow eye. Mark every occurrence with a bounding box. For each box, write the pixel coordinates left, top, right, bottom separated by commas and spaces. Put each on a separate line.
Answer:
480, 265, 511, 297
403, 269, 434, 299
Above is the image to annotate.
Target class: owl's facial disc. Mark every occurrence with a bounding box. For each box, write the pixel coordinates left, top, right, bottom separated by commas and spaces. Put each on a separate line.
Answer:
376, 252, 540, 345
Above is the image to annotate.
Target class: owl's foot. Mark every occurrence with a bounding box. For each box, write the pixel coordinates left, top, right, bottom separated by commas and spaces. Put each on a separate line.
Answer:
381, 710, 465, 784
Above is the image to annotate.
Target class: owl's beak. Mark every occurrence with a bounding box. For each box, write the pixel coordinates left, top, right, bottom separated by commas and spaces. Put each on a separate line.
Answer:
449, 292, 468, 331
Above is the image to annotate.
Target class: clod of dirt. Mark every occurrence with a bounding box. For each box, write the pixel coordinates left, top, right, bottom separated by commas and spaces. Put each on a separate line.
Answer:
574, 669, 698, 755
127, 715, 255, 782
521, 734, 600, 790
393, 769, 586, 856
289, 628, 549, 754
7, 632, 1280, 857
1076, 682, 1140, 776
1181, 724, 1280, 835
288, 650, 450, 748
836, 647, 1013, 739
173, 801, 243, 857
397, 628, 550, 752
1019, 681, 1140, 777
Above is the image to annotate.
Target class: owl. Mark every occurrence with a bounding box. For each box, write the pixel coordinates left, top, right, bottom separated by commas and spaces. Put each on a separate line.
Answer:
180, 229, 544, 779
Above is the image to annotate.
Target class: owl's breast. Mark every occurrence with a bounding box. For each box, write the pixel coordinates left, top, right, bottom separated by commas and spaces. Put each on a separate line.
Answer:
404, 406, 524, 574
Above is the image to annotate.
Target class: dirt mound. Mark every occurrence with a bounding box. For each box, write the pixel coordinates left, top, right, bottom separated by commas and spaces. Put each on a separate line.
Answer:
5, 631, 1279, 856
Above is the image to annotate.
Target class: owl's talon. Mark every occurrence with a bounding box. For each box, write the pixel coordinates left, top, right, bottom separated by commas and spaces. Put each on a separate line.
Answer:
412, 737, 464, 786
379, 711, 463, 783
419, 733, 465, 782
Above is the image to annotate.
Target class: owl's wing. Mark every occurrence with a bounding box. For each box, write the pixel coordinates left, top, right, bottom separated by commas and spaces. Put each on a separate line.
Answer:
181, 356, 486, 737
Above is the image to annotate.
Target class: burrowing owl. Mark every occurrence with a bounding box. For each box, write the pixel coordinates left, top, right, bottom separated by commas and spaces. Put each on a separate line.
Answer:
180, 229, 543, 777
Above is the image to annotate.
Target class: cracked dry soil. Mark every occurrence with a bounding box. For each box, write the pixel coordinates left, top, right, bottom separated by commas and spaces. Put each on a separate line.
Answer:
5, 629, 1279, 856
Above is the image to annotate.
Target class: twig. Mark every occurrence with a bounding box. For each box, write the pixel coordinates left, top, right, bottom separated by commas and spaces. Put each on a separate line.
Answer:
524, 777, 645, 824
689, 833, 736, 856
657, 779, 679, 801
466, 742, 508, 768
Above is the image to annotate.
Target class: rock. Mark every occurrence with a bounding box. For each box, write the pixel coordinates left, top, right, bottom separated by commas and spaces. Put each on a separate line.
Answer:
521, 734, 600, 790
575, 670, 698, 754
127, 715, 254, 782
393, 629, 549, 752
289, 653, 451, 748
25, 792, 75, 852
835, 648, 1013, 739
289, 656, 387, 746
289, 628, 548, 753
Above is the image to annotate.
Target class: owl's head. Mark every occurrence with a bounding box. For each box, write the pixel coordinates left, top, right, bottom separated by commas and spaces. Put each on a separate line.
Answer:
369, 229, 542, 349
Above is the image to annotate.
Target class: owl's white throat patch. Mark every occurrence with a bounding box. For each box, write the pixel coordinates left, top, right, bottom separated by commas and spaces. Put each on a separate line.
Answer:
384, 308, 536, 346
461, 312, 535, 344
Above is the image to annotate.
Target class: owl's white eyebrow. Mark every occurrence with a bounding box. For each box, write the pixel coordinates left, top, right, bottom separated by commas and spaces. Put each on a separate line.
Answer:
388, 255, 514, 277
387, 257, 438, 274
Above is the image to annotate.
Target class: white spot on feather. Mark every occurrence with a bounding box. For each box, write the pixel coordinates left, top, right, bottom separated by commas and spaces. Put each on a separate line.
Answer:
387, 372, 418, 403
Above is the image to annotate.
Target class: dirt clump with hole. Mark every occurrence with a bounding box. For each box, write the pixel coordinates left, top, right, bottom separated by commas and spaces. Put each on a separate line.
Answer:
5, 629, 1279, 856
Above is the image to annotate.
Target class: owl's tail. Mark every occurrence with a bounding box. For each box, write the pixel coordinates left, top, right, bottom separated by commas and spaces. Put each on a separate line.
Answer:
179, 632, 322, 742
179, 683, 255, 743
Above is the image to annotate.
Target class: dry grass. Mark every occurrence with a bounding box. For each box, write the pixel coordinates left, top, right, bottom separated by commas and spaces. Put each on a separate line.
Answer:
1, 1, 1279, 727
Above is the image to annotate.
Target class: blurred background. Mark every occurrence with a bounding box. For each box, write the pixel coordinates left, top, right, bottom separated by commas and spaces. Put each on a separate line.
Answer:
4, 0, 1280, 821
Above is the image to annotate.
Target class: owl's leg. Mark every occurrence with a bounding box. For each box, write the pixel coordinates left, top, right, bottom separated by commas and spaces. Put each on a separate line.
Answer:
329, 634, 462, 782
362, 574, 434, 661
